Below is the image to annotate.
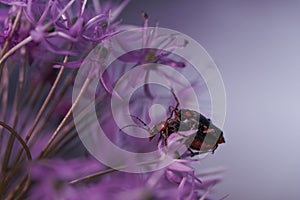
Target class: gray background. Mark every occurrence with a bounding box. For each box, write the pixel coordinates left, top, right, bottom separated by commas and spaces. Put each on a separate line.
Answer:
120, 1, 300, 199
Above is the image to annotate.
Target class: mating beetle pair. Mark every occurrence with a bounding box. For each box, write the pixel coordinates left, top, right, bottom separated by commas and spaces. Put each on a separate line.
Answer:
129, 89, 225, 156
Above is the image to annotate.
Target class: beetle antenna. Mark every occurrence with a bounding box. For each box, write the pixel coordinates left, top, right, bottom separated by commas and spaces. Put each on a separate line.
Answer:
129, 114, 150, 130
170, 88, 179, 111
166, 88, 180, 120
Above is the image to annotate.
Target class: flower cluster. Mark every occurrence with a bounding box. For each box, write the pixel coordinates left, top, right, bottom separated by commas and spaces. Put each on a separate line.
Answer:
0, 1, 224, 199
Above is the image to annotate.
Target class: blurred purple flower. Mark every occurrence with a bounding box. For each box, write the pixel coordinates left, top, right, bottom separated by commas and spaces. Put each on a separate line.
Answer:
0, 1, 224, 199
0, 0, 130, 66
99, 13, 188, 97
0, 0, 26, 7
29, 158, 105, 200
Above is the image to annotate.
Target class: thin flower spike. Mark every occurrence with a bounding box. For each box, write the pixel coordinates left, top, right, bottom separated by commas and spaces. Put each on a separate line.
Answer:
199, 185, 214, 200
167, 161, 202, 184
80, 0, 130, 42
111, 14, 188, 98
0, 0, 26, 6
109, 0, 131, 21
91, 169, 181, 200
1, 0, 131, 66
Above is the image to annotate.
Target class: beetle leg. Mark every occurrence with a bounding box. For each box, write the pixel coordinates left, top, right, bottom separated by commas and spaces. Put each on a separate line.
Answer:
167, 106, 175, 120
188, 148, 200, 157
164, 127, 169, 146
170, 88, 179, 111
157, 131, 168, 146
212, 144, 218, 154
164, 136, 168, 146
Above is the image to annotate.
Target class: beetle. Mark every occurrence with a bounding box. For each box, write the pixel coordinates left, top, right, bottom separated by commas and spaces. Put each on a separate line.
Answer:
125, 89, 225, 156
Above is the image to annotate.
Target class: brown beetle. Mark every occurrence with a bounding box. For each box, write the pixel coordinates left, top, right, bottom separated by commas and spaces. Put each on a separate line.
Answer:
127, 89, 225, 156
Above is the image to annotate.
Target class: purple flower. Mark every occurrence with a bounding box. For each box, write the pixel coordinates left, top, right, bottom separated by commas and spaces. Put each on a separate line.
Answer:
0, 0, 26, 7
0, 1, 224, 199
29, 158, 105, 200
0, 0, 131, 66
98, 13, 188, 97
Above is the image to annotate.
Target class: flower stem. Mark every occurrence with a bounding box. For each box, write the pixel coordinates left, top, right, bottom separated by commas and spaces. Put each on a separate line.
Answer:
28, 71, 76, 149
25, 66, 66, 142
10, 51, 26, 128
0, 36, 33, 66
0, 53, 27, 196
38, 78, 91, 158
0, 121, 32, 199
69, 168, 118, 185
13, 53, 70, 165
45, 92, 107, 157
0, 121, 32, 159
69, 157, 165, 185
0, 67, 9, 148
19, 84, 44, 132
5, 175, 30, 200
0, 9, 23, 58
0, 8, 23, 78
